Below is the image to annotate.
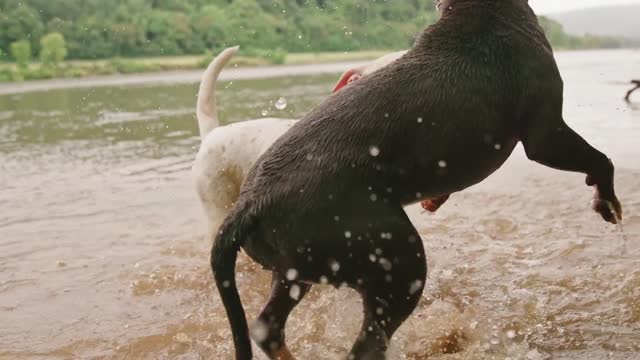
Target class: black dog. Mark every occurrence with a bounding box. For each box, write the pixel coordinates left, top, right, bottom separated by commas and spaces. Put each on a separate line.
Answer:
626, 80, 640, 102
212, 1, 622, 359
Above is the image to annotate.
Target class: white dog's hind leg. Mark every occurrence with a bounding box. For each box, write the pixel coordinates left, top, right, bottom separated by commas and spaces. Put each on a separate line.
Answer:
197, 167, 242, 242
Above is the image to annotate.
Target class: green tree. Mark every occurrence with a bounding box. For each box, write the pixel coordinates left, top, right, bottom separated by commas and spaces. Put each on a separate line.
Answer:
10, 40, 31, 69
0, 4, 44, 55
191, 5, 230, 52
39, 32, 67, 67
0, 0, 628, 61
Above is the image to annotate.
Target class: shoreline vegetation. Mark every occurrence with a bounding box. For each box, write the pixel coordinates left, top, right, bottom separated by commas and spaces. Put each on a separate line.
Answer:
0, 50, 391, 83
1, 45, 638, 85
1, 0, 638, 84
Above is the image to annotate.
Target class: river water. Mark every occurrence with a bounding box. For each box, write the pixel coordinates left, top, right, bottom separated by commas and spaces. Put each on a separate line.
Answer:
1, 49, 639, 359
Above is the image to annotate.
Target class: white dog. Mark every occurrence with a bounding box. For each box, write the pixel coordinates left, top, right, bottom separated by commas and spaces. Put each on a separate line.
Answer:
192, 47, 407, 237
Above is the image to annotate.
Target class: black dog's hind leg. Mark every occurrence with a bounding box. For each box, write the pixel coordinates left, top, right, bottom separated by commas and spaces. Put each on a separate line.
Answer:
347, 210, 427, 360
521, 94, 621, 223
252, 271, 311, 360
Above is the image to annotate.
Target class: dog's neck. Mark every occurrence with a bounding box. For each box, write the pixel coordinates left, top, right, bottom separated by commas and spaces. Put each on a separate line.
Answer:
438, 0, 532, 17
421, 0, 542, 52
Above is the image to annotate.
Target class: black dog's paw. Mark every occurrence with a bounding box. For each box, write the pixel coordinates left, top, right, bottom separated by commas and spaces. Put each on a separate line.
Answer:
591, 196, 622, 225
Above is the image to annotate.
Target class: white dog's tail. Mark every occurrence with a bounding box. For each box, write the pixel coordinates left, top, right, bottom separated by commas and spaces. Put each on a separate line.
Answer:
196, 46, 239, 138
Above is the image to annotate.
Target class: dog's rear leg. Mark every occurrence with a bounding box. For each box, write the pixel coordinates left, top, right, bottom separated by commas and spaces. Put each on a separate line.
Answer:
252, 271, 311, 360
521, 100, 621, 223
347, 212, 427, 360
348, 261, 426, 360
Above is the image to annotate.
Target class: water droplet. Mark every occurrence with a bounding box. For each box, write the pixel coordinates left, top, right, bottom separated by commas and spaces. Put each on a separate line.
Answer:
379, 258, 392, 271
369, 146, 380, 157
370, 194, 378, 201
344, 231, 352, 238
222, 280, 231, 288
286, 268, 298, 281
494, 143, 502, 150
376, 307, 384, 315
330, 260, 340, 272
319, 276, 329, 284
289, 284, 301, 300
275, 97, 287, 110
438, 160, 447, 168
251, 320, 269, 342
506, 329, 517, 339
409, 280, 423, 294
417, 117, 423, 123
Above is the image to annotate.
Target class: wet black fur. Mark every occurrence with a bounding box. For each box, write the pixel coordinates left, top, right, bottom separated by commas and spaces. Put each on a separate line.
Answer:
211, 1, 620, 359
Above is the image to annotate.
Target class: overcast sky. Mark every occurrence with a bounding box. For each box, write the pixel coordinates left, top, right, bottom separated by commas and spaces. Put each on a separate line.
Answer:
529, 0, 640, 14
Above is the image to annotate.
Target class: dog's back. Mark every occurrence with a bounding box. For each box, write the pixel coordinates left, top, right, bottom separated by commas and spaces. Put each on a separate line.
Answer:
239, 1, 555, 215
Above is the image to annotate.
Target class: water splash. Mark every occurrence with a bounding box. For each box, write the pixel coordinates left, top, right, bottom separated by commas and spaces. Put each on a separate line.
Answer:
607, 201, 628, 254
275, 97, 287, 110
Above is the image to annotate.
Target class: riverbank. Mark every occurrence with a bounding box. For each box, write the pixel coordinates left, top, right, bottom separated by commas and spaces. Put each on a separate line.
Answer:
2, 48, 638, 97
0, 50, 390, 86
0, 59, 376, 96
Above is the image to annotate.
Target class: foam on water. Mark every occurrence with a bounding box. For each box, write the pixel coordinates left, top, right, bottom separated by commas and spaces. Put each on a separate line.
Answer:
607, 201, 629, 254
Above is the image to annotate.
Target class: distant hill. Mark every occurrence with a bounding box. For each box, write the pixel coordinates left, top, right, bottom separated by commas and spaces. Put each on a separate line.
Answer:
548, 5, 640, 39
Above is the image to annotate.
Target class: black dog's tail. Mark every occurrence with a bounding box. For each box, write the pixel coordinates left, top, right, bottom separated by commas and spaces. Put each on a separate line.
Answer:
211, 202, 256, 360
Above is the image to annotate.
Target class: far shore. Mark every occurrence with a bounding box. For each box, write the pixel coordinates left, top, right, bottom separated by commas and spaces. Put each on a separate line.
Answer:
1, 48, 637, 96
0, 60, 374, 96
0, 50, 392, 95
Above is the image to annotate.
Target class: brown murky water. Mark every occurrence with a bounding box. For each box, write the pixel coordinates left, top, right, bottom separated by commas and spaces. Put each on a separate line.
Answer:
1, 49, 639, 360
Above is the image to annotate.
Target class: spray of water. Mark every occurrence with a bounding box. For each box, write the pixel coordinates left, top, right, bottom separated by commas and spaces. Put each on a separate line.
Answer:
606, 201, 628, 255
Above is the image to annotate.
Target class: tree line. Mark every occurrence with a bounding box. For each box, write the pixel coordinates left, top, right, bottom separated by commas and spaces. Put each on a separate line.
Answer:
0, 0, 630, 64
0, 0, 438, 61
